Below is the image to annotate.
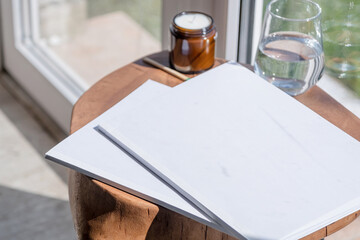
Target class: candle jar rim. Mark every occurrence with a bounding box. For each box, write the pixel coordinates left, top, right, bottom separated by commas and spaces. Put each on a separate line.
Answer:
171, 11, 215, 36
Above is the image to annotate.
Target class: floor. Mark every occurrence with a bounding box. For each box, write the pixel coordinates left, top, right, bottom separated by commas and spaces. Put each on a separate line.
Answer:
0, 82, 76, 240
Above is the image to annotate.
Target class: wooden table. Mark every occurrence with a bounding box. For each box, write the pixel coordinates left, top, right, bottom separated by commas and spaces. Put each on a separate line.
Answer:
69, 51, 360, 240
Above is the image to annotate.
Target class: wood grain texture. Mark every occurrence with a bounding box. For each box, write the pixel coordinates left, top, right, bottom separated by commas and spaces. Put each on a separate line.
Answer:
69, 51, 360, 240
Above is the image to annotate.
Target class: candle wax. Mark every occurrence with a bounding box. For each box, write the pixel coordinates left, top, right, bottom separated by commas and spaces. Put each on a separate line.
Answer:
174, 13, 211, 30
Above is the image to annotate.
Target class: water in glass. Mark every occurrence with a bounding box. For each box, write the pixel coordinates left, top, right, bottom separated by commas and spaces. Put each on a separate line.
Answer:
255, 32, 324, 96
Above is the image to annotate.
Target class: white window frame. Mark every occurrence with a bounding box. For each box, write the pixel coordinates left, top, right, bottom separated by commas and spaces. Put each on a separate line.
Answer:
1, 0, 88, 132
238, 0, 264, 64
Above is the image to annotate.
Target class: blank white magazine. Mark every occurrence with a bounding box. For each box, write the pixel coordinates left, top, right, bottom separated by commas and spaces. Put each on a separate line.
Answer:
99, 63, 360, 240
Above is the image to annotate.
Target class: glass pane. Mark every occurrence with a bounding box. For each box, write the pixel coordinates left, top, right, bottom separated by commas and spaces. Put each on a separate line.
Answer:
38, 0, 162, 87
314, 0, 360, 95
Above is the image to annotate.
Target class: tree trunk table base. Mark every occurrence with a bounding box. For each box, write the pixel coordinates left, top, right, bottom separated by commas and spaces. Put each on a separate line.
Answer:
69, 51, 360, 240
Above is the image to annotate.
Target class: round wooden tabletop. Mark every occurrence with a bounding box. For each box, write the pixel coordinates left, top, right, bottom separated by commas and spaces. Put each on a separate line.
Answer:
69, 51, 360, 240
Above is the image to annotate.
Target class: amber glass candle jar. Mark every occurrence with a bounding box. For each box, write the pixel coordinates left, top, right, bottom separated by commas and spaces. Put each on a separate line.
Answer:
170, 11, 217, 73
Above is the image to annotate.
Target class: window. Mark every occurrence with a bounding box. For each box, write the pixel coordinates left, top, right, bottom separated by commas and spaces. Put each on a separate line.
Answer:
37, 0, 162, 87
1, 0, 239, 132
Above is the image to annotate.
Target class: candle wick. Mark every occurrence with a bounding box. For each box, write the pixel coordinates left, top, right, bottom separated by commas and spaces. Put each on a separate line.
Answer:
190, 15, 196, 23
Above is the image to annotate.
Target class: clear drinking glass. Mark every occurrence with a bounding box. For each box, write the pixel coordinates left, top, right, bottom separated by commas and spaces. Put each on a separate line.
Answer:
254, 0, 324, 96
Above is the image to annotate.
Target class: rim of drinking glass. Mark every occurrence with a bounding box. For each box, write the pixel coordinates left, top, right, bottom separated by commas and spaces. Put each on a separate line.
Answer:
267, 0, 321, 22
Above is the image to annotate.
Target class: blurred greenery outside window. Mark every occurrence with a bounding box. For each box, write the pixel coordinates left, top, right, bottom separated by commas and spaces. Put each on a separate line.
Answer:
87, 0, 162, 41
262, 0, 360, 96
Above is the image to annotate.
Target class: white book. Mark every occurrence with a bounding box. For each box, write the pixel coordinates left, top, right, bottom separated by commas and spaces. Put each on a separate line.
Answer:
45, 80, 226, 233
99, 63, 360, 240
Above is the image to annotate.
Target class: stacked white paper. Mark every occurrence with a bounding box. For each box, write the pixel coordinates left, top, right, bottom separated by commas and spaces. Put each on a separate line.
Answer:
45, 80, 226, 233
98, 63, 360, 240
